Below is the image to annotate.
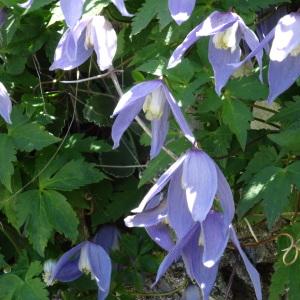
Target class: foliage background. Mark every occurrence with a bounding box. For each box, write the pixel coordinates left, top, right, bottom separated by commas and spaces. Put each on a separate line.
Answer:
0, 0, 300, 299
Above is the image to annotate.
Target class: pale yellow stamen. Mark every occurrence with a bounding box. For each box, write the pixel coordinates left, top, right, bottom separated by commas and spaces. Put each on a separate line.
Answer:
212, 22, 239, 52
143, 87, 166, 121
290, 45, 300, 57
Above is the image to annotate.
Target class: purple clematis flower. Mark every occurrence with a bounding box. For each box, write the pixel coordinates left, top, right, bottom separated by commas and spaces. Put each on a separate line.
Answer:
0, 8, 7, 27
0, 82, 12, 124
125, 186, 262, 299
50, 15, 117, 72
233, 12, 300, 103
43, 226, 118, 300
131, 147, 234, 223
168, 0, 196, 25
168, 11, 263, 95
111, 80, 195, 159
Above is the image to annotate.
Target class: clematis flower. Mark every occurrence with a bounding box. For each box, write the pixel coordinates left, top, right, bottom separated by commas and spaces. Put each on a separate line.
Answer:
125, 181, 262, 299
0, 82, 12, 124
111, 80, 195, 159
168, 0, 196, 25
131, 147, 234, 223
168, 11, 263, 95
43, 226, 118, 300
50, 15, 117, 72
0, 8, 7, 27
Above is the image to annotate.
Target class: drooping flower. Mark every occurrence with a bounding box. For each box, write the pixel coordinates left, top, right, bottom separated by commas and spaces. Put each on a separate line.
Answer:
125, 181, 262, 299
50, 15, 117, 72
131, 147, 234, 223
168, 0, 196, 25
44, 226, 118, 300
168, 11, 263, 95
0, 82, 12, 124
111, 80, 195, 159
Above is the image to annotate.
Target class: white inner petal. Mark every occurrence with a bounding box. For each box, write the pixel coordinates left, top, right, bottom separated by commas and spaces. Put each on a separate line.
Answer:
143, 87, 166, 121
78, 244, 92, 275
212, 22, 239, 52
84, 20, 94, 50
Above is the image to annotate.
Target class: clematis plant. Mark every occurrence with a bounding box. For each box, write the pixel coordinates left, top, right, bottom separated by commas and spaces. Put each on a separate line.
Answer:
111, 80, 195, 159
168, 0, 196, 25
50, 15, 117, 72
0, 82, 12, 124
168, 11, 263, 95
43, 226, 119, 300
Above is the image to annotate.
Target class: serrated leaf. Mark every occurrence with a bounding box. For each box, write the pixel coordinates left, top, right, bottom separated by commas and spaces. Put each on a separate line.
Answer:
43, 190, 78, 241
222, 98, 252, 149
268, 128, 300, 152
0, 134, 16, 192
40, 159, 104, 191
16, 189, 79, 255
131, 0, 158, 35
239, 146, 278, 183
8, 107, 60, 152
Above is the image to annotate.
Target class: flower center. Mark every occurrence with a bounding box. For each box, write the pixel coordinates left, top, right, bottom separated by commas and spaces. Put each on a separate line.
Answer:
143, 87, 166, 121
78, 245, 92, 275
212, 22, 239, 52
290, 44, 300, 57
84, 21, 94, 50
43, 259, 56, 286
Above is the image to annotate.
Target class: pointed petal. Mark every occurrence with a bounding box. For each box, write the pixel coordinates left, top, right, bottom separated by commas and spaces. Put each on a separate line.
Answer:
270, 13, 300, 62
167, 167, 195, 238
97, 289, 109, 300
91, 16, 117, 71
0, 82, 12, 124
60, 0, 84, 28
111, 0, 133, 17
125, 200, 168, 227
87, 242, 112, 293
267, 54, 300, 103
208, 37, 241, 95
168, 0, 196, 25
93, 225, 120, 253
112, 80, 162, 116
182, 236, 219, 300
18, 0, 33, 9
49, 25, 92, 71
229, 28, 275, 71
51, 242, 84, 282
201, 212, 229, 267
238, 20, 263, 81
216, 164, 235, 227
111, 98, 144, 149
168, 11, 238, 68
131, 154, 186, 213
162, 84, 195, 144
153, 222, 200, 286
150, 103, 170, 159
230, 226, 262, 300
182, 150, 217, 222
146, 223, 174, 251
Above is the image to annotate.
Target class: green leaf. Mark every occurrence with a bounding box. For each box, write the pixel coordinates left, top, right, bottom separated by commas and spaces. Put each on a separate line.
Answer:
0, 274, 23, 300
16, 190, 52, 256
222, 98, 252, 149
8, 107, 60, 152
269, 101, 300, 127
0, 134, 16, 192
268, 128, 300, 153
239, 146, 278, 183
40, 159, 104, 191
16, 190, 78, 255
131, 0, 158, 35
43, 190, 78, 242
